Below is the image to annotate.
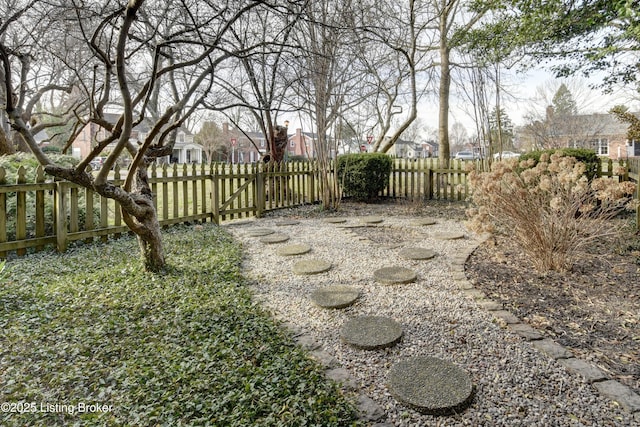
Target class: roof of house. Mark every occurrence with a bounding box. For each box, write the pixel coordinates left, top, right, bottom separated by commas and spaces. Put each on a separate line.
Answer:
101, 112, 193, 136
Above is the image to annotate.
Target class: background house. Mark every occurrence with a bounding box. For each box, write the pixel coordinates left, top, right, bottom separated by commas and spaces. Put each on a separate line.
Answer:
288, 128, 318, 159
72, 113, 203, 164
387, 138, 436, 158
221, 123, 265, 163
516, 110, 639, 160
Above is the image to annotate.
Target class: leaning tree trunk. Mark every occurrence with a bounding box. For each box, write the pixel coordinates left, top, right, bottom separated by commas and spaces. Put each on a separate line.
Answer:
118, 165, 166, 272
132, 205, 165, 272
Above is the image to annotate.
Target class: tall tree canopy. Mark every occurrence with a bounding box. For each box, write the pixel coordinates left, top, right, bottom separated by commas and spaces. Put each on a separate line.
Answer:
468, 0, 640, 91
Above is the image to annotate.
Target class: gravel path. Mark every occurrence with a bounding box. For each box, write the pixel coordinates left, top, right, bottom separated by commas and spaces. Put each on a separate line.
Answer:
224, 212, 636, 426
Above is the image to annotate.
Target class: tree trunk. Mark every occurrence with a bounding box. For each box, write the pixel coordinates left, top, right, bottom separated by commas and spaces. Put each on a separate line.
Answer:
0, 128, 15, 155
438, 44, 451, 166
135, 209, 165, 272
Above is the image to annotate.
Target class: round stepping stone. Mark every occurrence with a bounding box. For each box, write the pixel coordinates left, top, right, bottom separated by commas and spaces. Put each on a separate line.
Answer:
388, 356, 474, 416
359, 216, 383, 224
432, 231, 465, 240
399, 247, 436, 260
311, 285, 360, 309
246, 228, 275, 237
276, 244, 311, 256
260, 233, 290, 244
340, 316, 403, 350
292, 259, 332, 275
323, 217, 347, 224
275, 220, 300, 226
411, 218, 437, 226
373, 266, 417, 284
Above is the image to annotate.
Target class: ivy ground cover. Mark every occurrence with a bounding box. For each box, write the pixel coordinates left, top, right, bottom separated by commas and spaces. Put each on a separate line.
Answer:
0, 224, 360, 426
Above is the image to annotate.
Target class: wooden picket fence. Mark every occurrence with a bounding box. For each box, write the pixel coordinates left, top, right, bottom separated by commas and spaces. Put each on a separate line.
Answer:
0, 157, 637, 259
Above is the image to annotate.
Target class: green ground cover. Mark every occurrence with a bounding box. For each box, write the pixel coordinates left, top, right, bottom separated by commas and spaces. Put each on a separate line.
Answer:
0, 225, 360, 426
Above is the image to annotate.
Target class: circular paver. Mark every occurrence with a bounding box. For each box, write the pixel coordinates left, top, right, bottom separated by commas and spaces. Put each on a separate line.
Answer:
388, 356, 474, 415
373, 266, 417, 284
411, 218, 437, 226
340, 316, 403, 350
276, 244, 312, 256
432, 231, 465, 240
311, 285, 360, 309
292, 259, 332, 275
323, 217, 347, 224
246, 228, 275, 237
260, 233, 290, 244
275, 220, 300, 226
359, 216, 384, 224
399, 247, 436, 260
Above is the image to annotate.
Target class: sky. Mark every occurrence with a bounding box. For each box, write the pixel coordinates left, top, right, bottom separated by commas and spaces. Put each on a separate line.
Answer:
279, 67, 639, 142
438, 68, 640, 135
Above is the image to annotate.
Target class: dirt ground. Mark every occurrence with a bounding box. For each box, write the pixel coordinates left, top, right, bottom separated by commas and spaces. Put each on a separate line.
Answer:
270, 199, 640, 396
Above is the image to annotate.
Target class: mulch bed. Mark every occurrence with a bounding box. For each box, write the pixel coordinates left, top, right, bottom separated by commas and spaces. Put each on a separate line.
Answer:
466, 218, 640, 396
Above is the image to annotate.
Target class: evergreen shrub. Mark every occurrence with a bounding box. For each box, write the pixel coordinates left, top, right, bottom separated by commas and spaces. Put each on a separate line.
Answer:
336, 153, 392, 202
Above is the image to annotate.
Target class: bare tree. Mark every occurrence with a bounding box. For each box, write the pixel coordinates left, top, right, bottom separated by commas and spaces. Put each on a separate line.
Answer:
2, 0, 291, 271
0, 0, 83, 154
214, 3, 302, 162
288, 0, 369, 209
431, 0, 489, 163
449, 121, 468, 153
195, 119, 227, 162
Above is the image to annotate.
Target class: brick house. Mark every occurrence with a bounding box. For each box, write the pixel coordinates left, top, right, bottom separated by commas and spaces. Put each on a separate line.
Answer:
221, 123, 266, 163
287, 128, 318, 159
517, 111, 640, 160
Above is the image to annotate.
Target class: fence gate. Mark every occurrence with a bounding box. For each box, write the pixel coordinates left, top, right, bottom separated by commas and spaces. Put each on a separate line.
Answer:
211, 163, 259, 224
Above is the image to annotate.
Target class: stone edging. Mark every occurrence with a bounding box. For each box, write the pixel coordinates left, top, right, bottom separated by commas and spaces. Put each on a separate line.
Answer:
453, 234, 640, 416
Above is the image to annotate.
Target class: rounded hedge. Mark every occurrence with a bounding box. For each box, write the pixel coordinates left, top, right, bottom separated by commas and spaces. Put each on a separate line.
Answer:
336, 153, 392, 202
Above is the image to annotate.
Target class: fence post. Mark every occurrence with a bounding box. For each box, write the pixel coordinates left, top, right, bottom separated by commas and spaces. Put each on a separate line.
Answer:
256, 163, 265, 218
211, 163, 220, 224
16, 167, 27, 256
55, 180, 68, 253
426, 169, 434, 200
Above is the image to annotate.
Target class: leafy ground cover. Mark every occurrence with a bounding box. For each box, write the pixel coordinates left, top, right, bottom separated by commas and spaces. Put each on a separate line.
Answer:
0, 225, 360, 426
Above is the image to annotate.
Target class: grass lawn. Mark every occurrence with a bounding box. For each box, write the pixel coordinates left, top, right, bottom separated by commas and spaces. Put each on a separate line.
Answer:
0, 225, 361, 426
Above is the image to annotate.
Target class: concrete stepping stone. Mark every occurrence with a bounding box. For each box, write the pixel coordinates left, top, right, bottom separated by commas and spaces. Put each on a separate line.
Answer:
311, 285, 360, 309
432, 231, 465, 240
323, 217, 347, 224
411, 218, 437, 226
340, 316, 403, 350
260, 233, 290, 244
358, 216, 384, 224
292, 259, 332, 275
276, 244, 311, 256
399, 247, 436, 260
373, 266, 417, 284
246, 228, 275, 237
388, 356, 474, 416
275, 220, 300, 226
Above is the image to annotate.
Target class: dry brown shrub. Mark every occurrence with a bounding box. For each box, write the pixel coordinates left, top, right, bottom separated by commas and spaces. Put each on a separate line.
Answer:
466, 152, 637, 272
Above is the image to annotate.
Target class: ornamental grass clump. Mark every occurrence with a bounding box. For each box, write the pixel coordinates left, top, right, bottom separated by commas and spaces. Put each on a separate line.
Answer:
466, 152, 636, 272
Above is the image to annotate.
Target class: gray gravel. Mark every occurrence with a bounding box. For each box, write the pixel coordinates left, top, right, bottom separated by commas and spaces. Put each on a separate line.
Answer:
225, 214, 636, 426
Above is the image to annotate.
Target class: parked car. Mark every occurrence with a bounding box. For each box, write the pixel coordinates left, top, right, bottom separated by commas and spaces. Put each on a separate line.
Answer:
493, 151, 520, 159
89, 157, 105, 170
453, 151, 480, 160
